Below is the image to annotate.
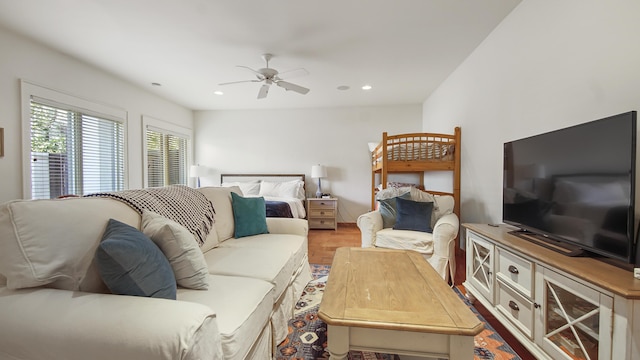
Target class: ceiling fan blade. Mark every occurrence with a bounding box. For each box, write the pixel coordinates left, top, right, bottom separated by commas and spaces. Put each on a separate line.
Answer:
257, 84, 270, 99
275, 68, 309, 80
237, 65, 265, 79
276, 81, 310, 95
218, 79, 261, 86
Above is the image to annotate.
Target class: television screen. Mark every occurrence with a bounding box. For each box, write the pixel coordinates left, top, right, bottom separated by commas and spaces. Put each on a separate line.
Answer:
503, 111, 637, 263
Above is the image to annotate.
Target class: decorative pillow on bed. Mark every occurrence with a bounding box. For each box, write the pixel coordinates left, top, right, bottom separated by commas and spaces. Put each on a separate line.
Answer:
378, 192, 411, 228
231, 192, 269, 238
141, 211, 209, 290
259, 180, 304, 199
393, 197, 434, 233
222, 181, 261, 196
96, 219, 177, 299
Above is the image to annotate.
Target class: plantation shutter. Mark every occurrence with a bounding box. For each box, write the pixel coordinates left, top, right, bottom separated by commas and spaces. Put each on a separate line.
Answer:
146, 127, 188, 187
29, 98, 124, 199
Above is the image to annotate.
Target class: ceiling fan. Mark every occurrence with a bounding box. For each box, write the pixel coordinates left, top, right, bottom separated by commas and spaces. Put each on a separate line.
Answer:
219, 54, 310, 99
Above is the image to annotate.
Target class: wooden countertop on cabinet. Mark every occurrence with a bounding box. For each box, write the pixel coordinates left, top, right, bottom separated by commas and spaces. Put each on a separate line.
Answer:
307, 198, 338, 230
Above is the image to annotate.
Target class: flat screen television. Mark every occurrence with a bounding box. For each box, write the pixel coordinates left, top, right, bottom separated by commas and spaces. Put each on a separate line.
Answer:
503, 111, 637, 264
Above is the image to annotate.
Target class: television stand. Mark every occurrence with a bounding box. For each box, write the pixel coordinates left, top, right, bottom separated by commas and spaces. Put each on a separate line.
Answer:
463, 223, 640, 360
508, 229, 586, 257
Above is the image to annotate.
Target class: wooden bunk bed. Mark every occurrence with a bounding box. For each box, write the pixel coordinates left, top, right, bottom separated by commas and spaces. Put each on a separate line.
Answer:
370, 127, 461, 219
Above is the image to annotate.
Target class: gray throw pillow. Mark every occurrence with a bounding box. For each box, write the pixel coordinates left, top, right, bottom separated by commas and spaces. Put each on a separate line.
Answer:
378, 192, 410, 228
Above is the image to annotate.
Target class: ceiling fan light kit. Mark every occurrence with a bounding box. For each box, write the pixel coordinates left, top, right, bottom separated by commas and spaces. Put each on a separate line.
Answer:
219, 53, 310, 99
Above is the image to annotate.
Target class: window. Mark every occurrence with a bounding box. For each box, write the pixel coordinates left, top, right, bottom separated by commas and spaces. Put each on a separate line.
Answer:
146, 128, 188, 187
29, 97, 125, 199
143, 116, 191, 188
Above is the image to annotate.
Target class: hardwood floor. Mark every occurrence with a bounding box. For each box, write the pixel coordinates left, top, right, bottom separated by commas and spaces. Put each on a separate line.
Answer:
308, 223, 361, 265
308, 223, 536, 360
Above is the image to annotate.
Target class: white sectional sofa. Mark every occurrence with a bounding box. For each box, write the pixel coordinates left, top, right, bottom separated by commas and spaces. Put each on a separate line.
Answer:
0, 185, 312, 360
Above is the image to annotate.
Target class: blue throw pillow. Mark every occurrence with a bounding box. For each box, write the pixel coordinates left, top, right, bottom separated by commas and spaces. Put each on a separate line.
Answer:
393, 197, 434, 233
378, 192, 410, 228
96, 219, 177, 299
231, 192, 269, 238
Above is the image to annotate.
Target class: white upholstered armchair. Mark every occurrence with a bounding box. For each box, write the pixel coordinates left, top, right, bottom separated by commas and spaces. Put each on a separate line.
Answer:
357, 188, 459, 284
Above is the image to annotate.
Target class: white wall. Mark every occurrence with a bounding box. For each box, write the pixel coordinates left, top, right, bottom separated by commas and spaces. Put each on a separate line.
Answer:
422, 0, 640, 224
0, 26, 193, 203
194, 106, 422, 222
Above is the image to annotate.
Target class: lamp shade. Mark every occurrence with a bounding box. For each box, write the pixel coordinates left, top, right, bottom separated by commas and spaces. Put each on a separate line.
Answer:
311, 165, 327, 178
190, 165, 205, 178
368, 142, 378, 152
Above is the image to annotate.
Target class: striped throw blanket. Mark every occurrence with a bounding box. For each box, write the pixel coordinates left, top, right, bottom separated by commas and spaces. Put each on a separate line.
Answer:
87, 185, 215, 246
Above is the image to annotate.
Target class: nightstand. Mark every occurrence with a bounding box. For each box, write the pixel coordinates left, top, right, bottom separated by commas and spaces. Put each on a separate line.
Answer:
307, 198, 338, 230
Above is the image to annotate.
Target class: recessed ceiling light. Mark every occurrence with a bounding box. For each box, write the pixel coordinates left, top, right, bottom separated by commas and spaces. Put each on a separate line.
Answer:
362, 85, 372, 90
214, 91, 224, 96
337, 85, 350, 91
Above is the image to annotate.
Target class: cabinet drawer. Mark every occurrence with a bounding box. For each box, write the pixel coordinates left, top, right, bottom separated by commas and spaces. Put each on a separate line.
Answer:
497, 248, 533, 298
309, 209, 335, 218
496, 279, 534, 339
308, 200, 336, 210
496, 280, 534, 339
309, 218, 336, 229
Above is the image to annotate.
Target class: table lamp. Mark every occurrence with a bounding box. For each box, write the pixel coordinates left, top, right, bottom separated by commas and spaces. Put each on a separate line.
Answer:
190, 164, 205, 188
311, 164, 327, 198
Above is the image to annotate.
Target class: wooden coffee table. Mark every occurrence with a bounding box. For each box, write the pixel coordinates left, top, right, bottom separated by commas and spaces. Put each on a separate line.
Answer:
318, 247, 483, 359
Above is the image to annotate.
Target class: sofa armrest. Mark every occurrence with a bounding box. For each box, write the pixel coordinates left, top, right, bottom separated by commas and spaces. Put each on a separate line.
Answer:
432, 213, 459, 255
0, 287, 223, 360
431, 213, 460, 283
357, 211, 383, 248
266, 217, 309, 237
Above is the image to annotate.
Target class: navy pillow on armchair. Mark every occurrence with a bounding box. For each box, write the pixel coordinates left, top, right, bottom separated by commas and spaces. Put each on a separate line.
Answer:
393, 197, 434, 233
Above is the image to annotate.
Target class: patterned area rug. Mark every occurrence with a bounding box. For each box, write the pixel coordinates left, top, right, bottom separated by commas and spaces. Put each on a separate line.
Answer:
277, 264, 521, 360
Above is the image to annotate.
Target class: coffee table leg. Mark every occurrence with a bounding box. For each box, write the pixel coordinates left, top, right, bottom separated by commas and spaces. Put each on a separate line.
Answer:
326, 325, 349, 360
449, 334, 474, 360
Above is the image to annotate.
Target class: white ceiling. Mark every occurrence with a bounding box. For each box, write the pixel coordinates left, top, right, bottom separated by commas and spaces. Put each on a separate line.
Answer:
0, 0, 521, 110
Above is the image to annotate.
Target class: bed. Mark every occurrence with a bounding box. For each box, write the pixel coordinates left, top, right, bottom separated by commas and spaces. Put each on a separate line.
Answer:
220, 174, 307, 219
369, 127, 461, 218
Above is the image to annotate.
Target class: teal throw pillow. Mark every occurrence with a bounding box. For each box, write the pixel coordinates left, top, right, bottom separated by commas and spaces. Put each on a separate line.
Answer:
393, 197, 434, 233
378, 192, 410, 228
96, 219, 177, 299
231, 192, 269, 238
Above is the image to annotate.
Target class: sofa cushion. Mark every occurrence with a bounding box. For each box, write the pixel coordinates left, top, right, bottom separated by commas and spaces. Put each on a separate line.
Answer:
393, 197, 434, 233
433, 194, 454, 226
231, 192, 269, 238
178, 274, 274, 360
375, 228, 434, 255
203, 247, 294, 300
0, 197, 140, 291
198, 186, 242, 243
141, 211, 209, 290
96, 219, 177, 299
218, 233, 308, 274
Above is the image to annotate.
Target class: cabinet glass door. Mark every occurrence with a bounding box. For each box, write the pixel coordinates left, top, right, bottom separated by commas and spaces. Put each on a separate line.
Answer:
539, 268, 612, 360
468, 235, 494, 302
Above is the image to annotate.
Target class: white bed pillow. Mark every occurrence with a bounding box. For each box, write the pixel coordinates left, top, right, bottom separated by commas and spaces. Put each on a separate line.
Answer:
222, 181, 261, 196
259, 180, 304, 199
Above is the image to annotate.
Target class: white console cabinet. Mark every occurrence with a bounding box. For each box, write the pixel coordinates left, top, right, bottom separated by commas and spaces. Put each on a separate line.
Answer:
463, 223, 640, 360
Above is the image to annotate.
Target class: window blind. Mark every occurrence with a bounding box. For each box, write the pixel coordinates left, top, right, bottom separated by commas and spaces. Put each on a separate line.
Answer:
30, 100, 124, 199
146, 127, 188, 187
